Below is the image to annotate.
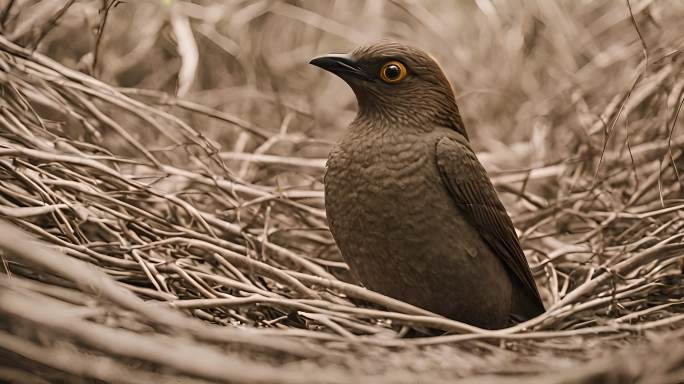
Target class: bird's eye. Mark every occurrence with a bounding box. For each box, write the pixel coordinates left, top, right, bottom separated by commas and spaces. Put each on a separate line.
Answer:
379, 61, 407, 83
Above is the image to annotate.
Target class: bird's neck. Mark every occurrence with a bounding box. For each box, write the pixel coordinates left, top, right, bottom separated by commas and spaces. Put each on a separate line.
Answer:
353, 103, 468, 139
349, 83, 469, 138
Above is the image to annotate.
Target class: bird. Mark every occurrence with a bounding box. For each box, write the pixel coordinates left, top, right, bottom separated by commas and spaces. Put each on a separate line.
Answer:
310, 41, 545, 329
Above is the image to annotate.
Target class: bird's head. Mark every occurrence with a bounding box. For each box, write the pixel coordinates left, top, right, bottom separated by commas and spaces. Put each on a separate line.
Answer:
310, 41, 465, 135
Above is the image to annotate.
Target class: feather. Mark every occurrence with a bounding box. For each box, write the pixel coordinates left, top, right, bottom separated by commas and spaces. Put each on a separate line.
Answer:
435, 135, 545, 315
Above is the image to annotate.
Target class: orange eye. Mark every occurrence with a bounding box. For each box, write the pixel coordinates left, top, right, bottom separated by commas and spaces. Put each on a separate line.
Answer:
379, 61, 407, 83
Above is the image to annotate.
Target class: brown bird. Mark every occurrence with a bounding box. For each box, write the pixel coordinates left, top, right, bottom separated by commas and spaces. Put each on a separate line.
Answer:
310, 41, 545, 329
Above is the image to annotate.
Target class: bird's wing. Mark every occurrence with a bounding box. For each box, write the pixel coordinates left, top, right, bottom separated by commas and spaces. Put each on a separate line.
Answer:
435, 136, 544, 311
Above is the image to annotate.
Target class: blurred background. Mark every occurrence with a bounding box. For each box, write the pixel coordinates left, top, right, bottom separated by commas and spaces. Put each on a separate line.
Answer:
4, 0, 682, 173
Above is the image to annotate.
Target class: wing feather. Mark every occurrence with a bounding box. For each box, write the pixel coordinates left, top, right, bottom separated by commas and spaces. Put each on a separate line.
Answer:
435, 136, 544, 313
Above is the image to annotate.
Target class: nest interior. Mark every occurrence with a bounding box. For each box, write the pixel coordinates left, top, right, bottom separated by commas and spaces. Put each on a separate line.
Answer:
0, 1, 683, 383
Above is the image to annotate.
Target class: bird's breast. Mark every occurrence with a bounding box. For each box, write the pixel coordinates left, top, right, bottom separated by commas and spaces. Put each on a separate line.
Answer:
324, 130, 446, 241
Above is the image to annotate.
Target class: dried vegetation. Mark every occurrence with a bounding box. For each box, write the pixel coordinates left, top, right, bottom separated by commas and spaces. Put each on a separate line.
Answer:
0, 0, 683, 383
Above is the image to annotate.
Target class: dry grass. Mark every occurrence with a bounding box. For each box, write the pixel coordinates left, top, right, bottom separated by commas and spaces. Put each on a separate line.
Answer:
0, 0, 683, 383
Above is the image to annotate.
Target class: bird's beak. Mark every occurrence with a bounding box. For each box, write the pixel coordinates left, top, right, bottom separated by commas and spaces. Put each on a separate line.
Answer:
309, 53, 371, 81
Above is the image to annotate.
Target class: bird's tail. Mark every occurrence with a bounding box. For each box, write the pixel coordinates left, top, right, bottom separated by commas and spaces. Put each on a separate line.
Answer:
509, 279, 546, 323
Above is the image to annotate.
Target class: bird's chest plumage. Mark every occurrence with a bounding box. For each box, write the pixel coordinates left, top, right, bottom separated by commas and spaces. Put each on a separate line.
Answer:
324, 125, 468, 293
325, 130, 444, 240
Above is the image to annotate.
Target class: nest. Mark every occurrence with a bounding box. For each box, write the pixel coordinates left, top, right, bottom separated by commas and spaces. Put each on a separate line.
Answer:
1, 1, 683, 383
